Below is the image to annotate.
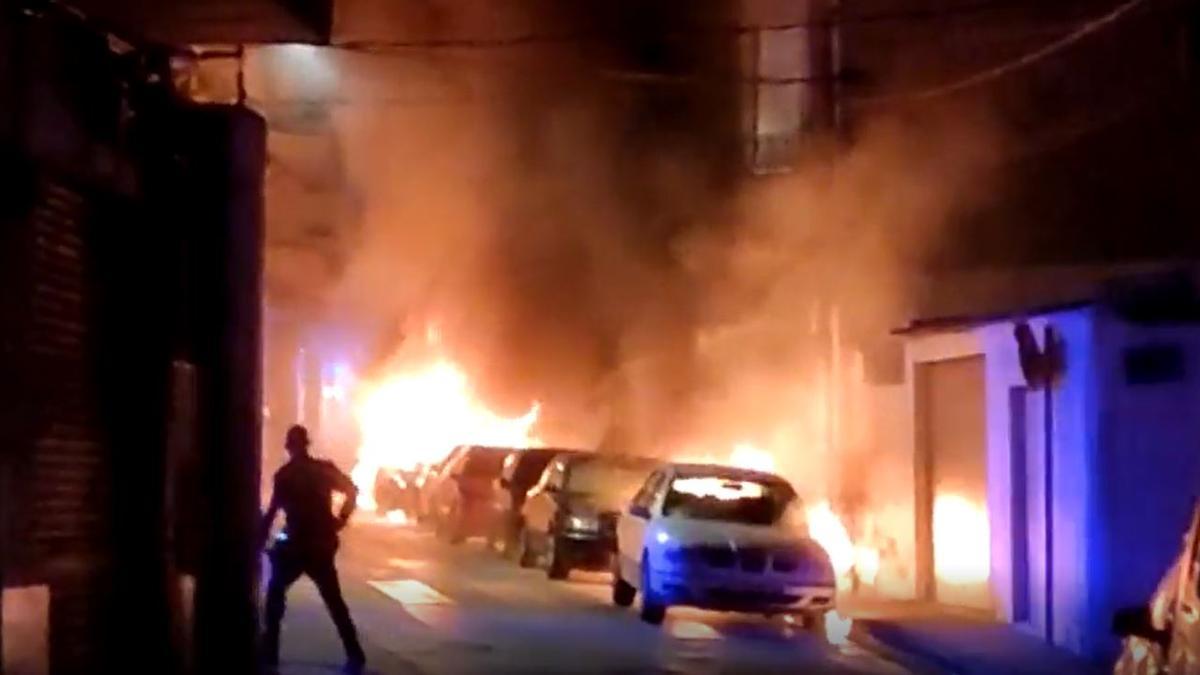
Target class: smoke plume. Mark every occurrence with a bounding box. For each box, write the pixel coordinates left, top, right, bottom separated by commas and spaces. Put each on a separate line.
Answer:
261, 1, 1004, 489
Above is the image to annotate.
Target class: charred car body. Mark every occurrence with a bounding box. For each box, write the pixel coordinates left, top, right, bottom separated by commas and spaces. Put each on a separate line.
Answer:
487, 447, 587, 556
428, 445, 513, 543
519, 454, 660, 579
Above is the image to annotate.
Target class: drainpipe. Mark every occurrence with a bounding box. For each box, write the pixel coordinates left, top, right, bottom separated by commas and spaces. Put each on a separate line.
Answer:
1042, 326, 1056, 644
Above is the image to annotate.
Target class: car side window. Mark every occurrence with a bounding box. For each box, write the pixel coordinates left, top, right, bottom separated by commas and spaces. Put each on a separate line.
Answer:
632, 470, 663, 509
534, 461, 559, 494
548, 462, 566, 491
500, 453, 518, 482
448, 450, 469, 476
649, 473, 671, 512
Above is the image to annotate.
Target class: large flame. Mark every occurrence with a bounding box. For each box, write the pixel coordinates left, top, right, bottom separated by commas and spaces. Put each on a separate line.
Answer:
351, 357, 540, 510
688, 442, 883, 593
933, 494, 990, 585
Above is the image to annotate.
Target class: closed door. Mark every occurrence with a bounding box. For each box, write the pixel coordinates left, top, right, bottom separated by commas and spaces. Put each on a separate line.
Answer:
917, 356, 992, 611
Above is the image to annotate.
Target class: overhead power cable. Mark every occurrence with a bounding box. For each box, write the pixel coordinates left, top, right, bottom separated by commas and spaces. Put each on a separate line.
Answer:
329, 0, 1050, 52
853, 0, 1153, 104
236, 0, 1163, 110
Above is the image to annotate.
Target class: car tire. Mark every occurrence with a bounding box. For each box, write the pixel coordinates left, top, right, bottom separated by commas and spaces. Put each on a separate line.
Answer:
517, 529, 537, 568
639, 553, 666, 625
547, 537, 570, 580
501, 518, 521, 560
801, 612, 827, 640
612, 568, 636, 608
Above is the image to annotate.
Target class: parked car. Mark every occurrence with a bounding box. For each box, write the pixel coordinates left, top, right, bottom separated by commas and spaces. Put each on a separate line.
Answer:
486, 447, 588, 556
519, 454, 660, 579
613, 463, 836, 627
374, 466, 419, 516
429, 445, 514, 543
415, 448, 467, 523
1113, 501, 1200, 674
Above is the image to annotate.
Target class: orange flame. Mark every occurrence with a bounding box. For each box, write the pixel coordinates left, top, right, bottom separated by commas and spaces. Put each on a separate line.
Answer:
932, 494, 990, 585
350, 356, 540, 510
672, 477, 767, 501
683, 442, 883, 592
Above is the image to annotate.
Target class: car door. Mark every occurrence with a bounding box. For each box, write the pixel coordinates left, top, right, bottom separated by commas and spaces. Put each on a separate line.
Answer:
619, 469, 666, 583
523, 460, 563, 546
438, 450, 470, 521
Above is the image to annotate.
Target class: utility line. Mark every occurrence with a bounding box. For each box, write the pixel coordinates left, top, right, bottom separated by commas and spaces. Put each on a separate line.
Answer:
328, 0, 1060, 52
853, 0, 1153, 104
238, 0, 1161, 108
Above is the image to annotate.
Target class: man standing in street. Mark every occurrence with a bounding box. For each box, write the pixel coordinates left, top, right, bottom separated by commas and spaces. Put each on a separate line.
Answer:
260, 424, 366, 674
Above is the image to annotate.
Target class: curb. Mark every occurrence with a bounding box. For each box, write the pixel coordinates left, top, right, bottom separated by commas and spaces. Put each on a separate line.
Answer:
850, 622, 962, 675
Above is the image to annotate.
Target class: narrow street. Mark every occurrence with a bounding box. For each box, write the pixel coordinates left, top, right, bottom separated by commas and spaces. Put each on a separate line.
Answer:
272, 517, 911, 675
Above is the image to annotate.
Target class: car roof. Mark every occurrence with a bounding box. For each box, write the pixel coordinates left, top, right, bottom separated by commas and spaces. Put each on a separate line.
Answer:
564, 454, 660, 470
529, 447, 589, 460
667, 462, 792, 486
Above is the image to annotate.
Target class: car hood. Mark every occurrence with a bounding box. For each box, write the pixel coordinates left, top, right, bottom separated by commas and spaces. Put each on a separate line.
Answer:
565, 494, 626, 516
656, 517, 806, 549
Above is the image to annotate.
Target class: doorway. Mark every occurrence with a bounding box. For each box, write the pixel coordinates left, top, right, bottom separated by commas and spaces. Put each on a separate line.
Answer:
915, 356, 992, 611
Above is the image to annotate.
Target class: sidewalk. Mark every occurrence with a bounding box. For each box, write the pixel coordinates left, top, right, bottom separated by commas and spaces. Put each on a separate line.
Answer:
845, 600, 1109, 675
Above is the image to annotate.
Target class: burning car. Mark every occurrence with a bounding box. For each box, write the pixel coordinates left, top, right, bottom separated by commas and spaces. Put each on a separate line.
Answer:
429, 445, 514, 543
373, 466, 420, 516
517, 453, 659, 579
1113, 502, 1200, 675
613, 463, 836, 627
414, 447, 466, 524
487, 447, 588, 556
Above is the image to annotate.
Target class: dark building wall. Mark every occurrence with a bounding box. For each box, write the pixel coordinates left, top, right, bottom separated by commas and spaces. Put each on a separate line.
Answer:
0, 5, 267, 674
832, 0, 1200, 268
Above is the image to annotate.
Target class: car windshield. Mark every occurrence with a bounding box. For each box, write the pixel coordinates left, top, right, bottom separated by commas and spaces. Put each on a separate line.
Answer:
662, 476, 795, 525
565, 459, 656, 505
462, 448, 510, 476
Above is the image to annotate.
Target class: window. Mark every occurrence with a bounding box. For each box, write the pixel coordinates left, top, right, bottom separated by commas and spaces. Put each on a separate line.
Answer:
662, 476, 796, 525
1123, 343, 1186, 385
745, 26, 818, 174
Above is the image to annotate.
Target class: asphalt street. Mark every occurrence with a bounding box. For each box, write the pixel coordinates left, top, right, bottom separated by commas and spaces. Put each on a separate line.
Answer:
269, 516, 912, 675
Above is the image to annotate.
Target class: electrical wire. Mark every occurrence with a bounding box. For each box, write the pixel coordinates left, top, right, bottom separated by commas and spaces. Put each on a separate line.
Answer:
233, 0, 1166, 110
328, 0, 1049, 52
853, 0, 1154, 104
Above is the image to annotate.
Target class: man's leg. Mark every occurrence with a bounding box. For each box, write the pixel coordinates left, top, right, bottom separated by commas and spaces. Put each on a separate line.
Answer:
307, 555, 366, 667
263, 548, 304, 666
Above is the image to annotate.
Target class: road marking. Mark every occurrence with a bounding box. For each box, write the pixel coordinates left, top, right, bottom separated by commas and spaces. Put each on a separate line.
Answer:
386, 558, 429, 571
368, 579, 454, 606
669, 620, 722, 641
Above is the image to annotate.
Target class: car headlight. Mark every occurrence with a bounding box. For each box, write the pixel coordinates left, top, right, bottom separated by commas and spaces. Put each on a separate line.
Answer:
566, 514, 601, 532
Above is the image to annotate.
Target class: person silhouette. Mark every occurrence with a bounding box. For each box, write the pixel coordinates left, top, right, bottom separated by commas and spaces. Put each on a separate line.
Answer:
260, 424, 366, 674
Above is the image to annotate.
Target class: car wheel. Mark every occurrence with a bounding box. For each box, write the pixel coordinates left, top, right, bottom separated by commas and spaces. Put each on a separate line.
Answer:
801, 612, 827, 640
612, 563, 636, 608
639, 553, 666, 625
547, 537, 570, 580
517, 529, 537, 568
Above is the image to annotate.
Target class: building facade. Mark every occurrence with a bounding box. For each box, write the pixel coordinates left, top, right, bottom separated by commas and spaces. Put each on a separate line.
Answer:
891, 276, 1200, 660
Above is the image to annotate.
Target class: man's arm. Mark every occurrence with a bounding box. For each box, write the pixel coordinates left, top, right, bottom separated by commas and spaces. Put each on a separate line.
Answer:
259, 491, 280, 551
328, 463, 359, 529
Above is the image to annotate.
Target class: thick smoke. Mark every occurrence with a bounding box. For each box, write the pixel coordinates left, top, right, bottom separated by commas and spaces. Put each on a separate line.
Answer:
267, 2, 1003, 484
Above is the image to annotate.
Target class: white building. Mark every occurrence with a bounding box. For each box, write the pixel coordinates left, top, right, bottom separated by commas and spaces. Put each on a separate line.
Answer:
888, 277, 1200, 660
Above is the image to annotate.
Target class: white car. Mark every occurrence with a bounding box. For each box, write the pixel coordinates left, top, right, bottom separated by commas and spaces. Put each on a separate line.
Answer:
613, 463, 836, 627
